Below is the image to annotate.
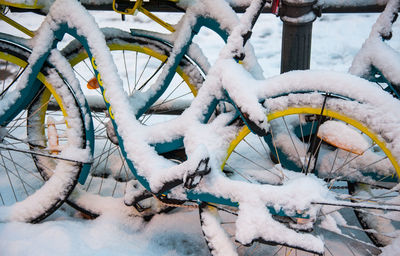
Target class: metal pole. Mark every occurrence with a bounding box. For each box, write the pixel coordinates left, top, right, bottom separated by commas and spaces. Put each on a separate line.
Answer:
280, 0, 317, 73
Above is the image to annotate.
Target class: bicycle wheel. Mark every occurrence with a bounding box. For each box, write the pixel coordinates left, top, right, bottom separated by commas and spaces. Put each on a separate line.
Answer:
0, 39, 86, 223
200, 91, 400, 255
63, 28, 204, 217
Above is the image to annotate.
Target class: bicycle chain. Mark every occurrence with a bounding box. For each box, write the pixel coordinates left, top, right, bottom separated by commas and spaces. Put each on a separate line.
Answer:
152, 194, 199, 209
152, 195, 240, 218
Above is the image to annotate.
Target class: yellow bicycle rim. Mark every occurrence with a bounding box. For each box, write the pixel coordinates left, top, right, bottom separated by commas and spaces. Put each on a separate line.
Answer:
224, 106, 400, 177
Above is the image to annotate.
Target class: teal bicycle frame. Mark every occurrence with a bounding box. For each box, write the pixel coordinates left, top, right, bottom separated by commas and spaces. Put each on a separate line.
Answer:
131, 16, 230, 156
0, 32, 93, 184
1, 0, 308, 219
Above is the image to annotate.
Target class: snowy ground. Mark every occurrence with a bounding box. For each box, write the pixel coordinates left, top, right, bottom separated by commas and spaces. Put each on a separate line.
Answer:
1, 6, 399, 256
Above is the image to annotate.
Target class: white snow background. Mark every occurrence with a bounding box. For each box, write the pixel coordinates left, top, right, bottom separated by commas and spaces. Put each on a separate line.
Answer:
1, 6, 399, 256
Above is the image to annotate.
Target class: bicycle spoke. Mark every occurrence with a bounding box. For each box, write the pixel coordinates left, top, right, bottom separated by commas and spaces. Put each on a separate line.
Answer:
83, 59, 95, 76
135, 55, 151, 90
111, 149, 129, 196
122, 50, 131, 94
231, 150, 271, 172
328, 146, 384, 184
72, 67, 89, 83
6, 149, 29, 196
242, 138, 271, 163
0, 153, 18, 202
282, 116, 305, 172
85, 140, 114, 192
140, 81, 187, 124
224, 162, 253, 182
137, 59, 166, 91
0, 160, 40, 192
134, 51, 138, 88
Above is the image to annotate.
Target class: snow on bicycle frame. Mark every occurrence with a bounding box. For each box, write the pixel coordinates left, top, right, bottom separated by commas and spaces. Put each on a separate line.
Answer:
350, 0, 400, 98
11, 0, 323, 252
19, 0, 400, 253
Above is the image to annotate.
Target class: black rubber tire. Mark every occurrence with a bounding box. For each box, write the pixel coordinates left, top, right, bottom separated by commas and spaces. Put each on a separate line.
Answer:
0, 39, 86, 223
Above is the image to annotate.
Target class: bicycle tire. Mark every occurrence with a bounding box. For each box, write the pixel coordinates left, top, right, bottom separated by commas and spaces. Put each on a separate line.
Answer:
200, 91, 400, 255
348, 74, 400, 247
0, 39, 86, 223
62, 28, 204, 217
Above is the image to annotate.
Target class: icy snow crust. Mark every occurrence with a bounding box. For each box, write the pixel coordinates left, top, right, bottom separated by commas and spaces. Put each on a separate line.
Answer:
7, 0, 400, 253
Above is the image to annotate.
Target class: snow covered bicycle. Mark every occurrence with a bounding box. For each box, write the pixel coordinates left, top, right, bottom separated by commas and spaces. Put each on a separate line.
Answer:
0, 0, 206, 217
2, 0, 400, 254
350, 0, 400, 99
258, 0, 400, 250
0, 0, 268, 218
67, 4, 400, 254
344, 0, 400, 248
0, 4, 91, 222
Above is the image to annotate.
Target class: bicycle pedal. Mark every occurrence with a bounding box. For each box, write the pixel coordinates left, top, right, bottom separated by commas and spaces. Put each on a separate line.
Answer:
124, 180, 152, 209
184, 158, 210, 189
130, 194, 154, 213
132, 201, 152, 213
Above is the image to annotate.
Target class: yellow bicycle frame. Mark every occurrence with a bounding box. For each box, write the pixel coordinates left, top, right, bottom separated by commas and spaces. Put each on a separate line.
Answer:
0, 0, 41, 37
0, 0, 43, 9
112, 0, 176, 32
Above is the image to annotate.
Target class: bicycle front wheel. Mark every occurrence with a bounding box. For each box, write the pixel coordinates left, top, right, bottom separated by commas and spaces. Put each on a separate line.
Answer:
200, 91, 400, 255
0, 39, 86, 223
63, 28, 204, 217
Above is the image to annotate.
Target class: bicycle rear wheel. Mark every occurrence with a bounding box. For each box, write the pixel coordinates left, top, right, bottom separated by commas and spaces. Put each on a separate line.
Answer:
63, 28, 204, 217
200, 91, 400, 255
0, 39, 86, 223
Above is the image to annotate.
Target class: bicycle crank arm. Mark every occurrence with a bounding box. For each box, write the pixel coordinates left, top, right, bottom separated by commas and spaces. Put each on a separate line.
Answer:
0, 144, 93, 164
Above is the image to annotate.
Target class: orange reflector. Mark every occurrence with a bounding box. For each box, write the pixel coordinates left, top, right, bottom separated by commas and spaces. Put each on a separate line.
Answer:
295, 218, 310, 225
47, 117, 59, 155
317, 121, 369, 155
87, 77, 99, 89
318, 134, 363, 155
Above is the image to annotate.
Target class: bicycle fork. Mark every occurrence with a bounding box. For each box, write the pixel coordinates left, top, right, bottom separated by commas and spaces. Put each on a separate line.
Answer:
304, 93, 330, 175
